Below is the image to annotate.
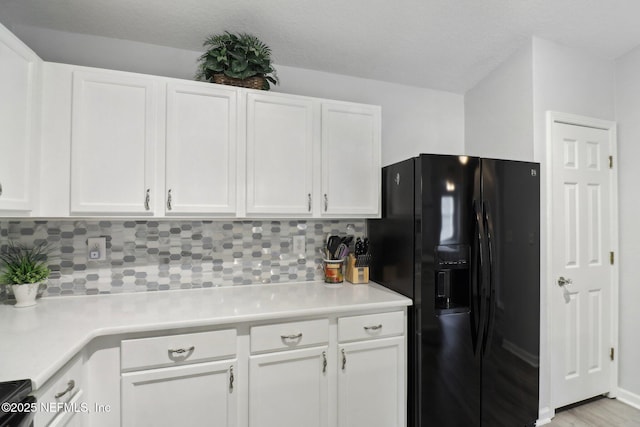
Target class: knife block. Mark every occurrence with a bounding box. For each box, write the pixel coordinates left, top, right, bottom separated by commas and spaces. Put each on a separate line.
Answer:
345, 254, 369, 284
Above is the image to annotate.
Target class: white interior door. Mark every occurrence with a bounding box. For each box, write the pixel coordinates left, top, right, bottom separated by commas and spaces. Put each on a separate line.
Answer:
550, 120, 614, 409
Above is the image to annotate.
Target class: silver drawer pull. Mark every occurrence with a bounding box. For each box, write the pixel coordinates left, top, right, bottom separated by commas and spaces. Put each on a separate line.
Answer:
281, 333, 303, 340
364, 324, 383, 331
54, 380, 75, 399
169, 346, 195, 354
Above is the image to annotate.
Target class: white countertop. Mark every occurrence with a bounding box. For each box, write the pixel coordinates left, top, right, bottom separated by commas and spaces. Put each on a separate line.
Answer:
0, 281, 411, 389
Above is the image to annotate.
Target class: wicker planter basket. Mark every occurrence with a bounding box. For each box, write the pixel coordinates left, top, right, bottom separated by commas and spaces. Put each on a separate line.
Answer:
213, 74, 266, 90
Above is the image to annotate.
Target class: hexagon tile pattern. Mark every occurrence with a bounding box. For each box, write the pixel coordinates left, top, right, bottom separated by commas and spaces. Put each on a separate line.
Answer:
0, 220, 364, 297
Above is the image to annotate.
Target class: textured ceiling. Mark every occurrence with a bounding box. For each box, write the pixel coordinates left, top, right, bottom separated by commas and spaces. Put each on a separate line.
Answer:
1, 0, 640, 93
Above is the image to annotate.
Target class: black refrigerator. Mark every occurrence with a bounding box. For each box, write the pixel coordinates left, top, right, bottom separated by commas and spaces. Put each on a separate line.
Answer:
368, 154, 539, 427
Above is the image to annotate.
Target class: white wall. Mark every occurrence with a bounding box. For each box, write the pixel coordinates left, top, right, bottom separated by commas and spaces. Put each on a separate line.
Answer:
532, 37, 616, 161
10, 24, 464, 167
464, 40, 534, 161
614, 45, 640, 403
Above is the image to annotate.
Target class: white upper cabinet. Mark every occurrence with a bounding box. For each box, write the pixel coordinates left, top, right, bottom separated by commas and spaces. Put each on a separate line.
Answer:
36, 61, 380, 218
245, 93, 315, 216
0, 24, 41, 214
165, 82, 237, 215
70, 70, 157, 215
321, 103, 381, 217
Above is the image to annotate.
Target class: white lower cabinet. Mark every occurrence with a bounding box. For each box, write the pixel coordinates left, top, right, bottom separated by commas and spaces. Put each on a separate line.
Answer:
121, 360, 237, 427
249, 347, 328, 427
46, 390, 85, 427
76, 310, 405, 427
33, 353, 85, 427
337, 337, 405, 427
248, 318, 329, 427
337, 311, 406, 427
119, 328, 238, 427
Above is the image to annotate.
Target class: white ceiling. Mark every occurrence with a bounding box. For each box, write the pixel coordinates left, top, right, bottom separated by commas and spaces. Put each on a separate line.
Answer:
2, 0, 640, 93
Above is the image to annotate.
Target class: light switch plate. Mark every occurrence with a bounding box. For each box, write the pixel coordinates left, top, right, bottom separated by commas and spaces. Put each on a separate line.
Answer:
87, 237, 107, 261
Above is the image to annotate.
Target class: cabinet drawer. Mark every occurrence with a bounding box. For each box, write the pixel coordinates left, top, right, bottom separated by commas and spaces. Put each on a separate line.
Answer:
338, 311, 404, 342
251, 319, 329, 353
121, 329, 236, 371
34, 353, 84, 427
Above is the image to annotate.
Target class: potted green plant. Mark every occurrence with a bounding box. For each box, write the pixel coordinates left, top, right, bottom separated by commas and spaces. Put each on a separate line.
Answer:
195, 31, 278, 90
0, 241, 51, 308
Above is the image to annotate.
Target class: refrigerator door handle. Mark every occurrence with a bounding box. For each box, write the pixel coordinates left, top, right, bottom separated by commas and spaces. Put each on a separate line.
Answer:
472, 200, 488, 356
482, 202, 496, 356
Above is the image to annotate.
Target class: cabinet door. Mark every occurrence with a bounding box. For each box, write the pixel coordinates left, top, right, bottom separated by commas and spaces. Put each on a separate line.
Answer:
47, 390, 86, 427
165, 82, 237, 214
0, 24, 40, 213
321, 103, 381, 216
122, 360, 237, 427
70, 70, 157, 214
249, 347, 328, 427
246, 93, 314, 215
338, 337, 405, 427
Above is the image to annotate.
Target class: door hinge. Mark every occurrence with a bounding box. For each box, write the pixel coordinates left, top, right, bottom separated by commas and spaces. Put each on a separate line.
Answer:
609, 155, 613, 169
610, 251, 615, 265
610, 347, 615, 361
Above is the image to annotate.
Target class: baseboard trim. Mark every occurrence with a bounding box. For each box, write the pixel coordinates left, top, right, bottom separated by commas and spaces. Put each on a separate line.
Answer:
537, 406, 554, 426
617, 387, 640, 410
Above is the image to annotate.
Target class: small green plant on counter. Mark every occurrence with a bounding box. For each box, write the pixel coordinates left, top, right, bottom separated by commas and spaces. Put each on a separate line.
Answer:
0, 241, 51, 285
195, 31, 278, 90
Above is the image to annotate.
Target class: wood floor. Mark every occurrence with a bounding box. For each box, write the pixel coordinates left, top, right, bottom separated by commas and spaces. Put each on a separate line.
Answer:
548, 397, 640, 426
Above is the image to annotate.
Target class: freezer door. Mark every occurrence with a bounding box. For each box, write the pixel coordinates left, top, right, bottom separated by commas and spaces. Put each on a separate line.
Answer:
419, 154, 481, 427
480, 159, 540, 427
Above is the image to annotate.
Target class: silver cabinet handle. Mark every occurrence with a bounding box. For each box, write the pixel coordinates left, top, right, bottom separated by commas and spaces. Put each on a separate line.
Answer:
364, 324, 383, 331
324, 194, 328, 212
54, 380, 75, 399
308, 193, 312, 212
341, 348, 346, 371
167, 189, 173, 211
557, 276, 573, 287
0, 181, 3, 197
229, 366, 234, 392
144, 189, 151, 211
168, 346, 195, 354
322, 351, 327, 373
281, 333, 303, 340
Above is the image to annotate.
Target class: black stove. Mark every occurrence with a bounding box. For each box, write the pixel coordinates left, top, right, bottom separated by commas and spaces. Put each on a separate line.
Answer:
0, 379, 34, 427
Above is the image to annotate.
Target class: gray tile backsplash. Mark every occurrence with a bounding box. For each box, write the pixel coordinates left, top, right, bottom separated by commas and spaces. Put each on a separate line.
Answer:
0, 219, 364, 297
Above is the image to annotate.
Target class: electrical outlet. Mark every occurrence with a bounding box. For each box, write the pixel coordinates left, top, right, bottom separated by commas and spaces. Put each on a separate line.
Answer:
292, 235, 306, 254
87, 237, 107, 261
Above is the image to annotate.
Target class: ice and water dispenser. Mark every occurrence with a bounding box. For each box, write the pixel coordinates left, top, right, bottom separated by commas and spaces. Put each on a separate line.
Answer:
434, 244, 470, 312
